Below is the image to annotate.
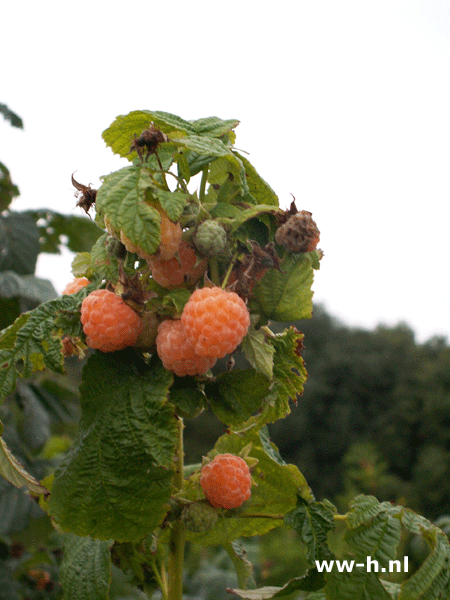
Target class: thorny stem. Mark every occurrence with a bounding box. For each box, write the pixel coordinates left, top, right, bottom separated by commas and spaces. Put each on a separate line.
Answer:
167, 416, 186, 600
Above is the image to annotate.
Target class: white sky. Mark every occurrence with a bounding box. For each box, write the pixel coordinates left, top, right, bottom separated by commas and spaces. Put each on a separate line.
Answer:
1, 0, 449, 343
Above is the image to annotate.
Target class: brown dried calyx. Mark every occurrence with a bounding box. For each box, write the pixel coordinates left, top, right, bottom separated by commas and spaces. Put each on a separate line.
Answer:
275, 210, 320, 253
129, 123, 169, 162
72, 174, 97, 214
229, 241, 282, 299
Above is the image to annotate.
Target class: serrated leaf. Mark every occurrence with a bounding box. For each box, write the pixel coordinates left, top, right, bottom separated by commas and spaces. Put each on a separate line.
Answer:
96, 166, 161, 256
151, 187, 190, 222
0, 292, 92, 404
60, 534, 113, 600
172, 135, 232, 157
207, 154, 248, 202
102, 110, 196, 158
346, 512, 401, 566
246, 327, 308, 428
325, 567, 392, 600
285, 498, 336, 563
0, 271, 56, 304
191, 116, 240, 138
205, 369, 271, 427
0, 420, 49, 495
398, 526, 450, 599
234, 152, 279, 207
229, 570, 325, 598
251, 253, 314, 321
184, 427, 313, 546
47, 351, 176, 541
241, 327, 275, 380
0, 212, 40, 275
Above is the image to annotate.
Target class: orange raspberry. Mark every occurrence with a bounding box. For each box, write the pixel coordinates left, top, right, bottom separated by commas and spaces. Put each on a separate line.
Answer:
62, 277, 90, 295
181, 287, 250, 358
149, 241, 206, 289
156, 320, 216, 376
159, 214, 182, 261
200, 453, 251, 509
80, 289, 143, 352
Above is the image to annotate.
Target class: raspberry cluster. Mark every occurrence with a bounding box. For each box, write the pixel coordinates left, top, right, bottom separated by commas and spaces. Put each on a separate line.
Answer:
80, 289, 143, 352
181, 287, 250, 359
200, 453, 251, 509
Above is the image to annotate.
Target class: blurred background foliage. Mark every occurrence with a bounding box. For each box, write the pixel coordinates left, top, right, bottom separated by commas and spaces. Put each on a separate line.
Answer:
2, 105, 450, 598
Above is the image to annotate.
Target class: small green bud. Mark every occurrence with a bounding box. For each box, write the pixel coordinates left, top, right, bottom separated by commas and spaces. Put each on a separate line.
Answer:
194, 220, 228, 257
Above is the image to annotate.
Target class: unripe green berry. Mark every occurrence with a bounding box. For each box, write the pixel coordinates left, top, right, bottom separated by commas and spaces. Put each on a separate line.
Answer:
194, 220, 228, 257
181, 501, 219, 533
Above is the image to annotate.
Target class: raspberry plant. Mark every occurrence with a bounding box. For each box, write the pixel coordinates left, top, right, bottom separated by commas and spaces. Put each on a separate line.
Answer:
1, 110, 450, 599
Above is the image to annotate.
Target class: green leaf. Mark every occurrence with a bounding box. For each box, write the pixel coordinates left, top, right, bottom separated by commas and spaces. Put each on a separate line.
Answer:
228, 570, 325, 598
102, 110, 196, 158
250, 253, 315, 321
325, 567, 392, 600
71, 252, 94, 279
234, 152, 279, 207
47, 351, 176, 541
0, 271, 56, 304
171, 135, 235, 164
225, 540, 254, 589
207, 154, 248, 203
96, 166, 161, 256
150, 187, 190, 222
60, 534, 113, 600
0, 420, 49, 495
184, 427, 313, 546
245, 327, 308, 428
0, 162, 20, 211
240, 326, 275, 380
0, 104, 23, 128
0, 292, 92, 403
398, 523, 450, 599
285, 497, 336, 563
25, 210, 103, 254
205, 369, 271, 427
191, 116, 240, 138
0, 212, 40, 275
90, 233, 120, 283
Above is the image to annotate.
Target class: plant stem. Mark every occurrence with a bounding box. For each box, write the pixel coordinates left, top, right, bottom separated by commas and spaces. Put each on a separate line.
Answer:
168, 416, 186, 600
199, 166, 208, 204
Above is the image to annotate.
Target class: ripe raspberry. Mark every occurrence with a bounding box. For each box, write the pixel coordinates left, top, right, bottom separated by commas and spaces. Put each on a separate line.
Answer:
194, 220, 228, 257
200, 453, 251, 509
181, 287, 250, 358
80, 289, 143, 352
275, 210, 320, 253
158, 214, 182, 261
156, 320, 216, 376
149, 241, 206, 289
181, 501, 219, 532
62, 277, 90, 295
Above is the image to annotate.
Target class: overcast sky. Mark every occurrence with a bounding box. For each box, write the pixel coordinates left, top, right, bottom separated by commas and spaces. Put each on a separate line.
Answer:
2, 0, 449, 343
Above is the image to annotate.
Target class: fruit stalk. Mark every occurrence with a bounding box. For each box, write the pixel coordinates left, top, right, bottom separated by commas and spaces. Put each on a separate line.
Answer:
167, 416, 186, 600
